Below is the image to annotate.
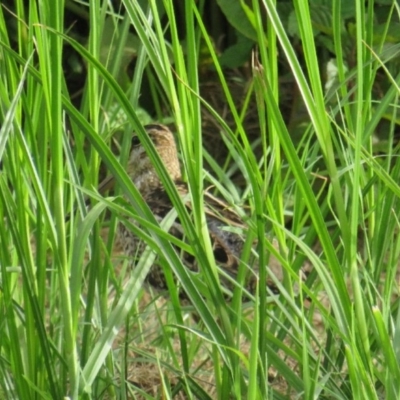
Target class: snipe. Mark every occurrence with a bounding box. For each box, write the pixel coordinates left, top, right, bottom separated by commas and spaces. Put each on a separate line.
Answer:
100, 124, 284, 296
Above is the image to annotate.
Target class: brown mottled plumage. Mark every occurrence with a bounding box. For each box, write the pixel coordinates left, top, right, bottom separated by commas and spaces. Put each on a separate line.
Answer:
101, 124, 283, 295
126, 124, 181, 196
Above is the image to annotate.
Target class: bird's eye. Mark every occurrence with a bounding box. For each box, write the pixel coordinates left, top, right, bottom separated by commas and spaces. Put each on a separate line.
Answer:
131, 136, 140, 147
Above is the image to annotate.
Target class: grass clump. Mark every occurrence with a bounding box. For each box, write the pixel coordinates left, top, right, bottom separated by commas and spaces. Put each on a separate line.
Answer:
1, 0, 400, 399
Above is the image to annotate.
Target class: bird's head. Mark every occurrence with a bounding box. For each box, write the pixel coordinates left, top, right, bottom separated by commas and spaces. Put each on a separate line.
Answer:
98, 124, 181, 196
127, 124, 181, 194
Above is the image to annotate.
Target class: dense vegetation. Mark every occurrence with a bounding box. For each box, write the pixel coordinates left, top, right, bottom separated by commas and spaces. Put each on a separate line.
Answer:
1, 0, 400, 399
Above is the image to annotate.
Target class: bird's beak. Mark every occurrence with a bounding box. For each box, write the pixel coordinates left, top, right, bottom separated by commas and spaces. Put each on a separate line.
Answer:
98, 174, 116, 195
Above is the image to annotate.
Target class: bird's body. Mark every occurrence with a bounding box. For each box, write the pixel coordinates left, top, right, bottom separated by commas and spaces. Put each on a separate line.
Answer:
104, 124, 281, 295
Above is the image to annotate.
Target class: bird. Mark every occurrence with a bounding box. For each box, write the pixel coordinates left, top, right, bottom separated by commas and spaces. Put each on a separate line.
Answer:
99, 123, 284, 297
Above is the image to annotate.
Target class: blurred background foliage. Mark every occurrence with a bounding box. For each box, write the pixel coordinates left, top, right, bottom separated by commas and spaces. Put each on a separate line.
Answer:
3, 0, 399, 148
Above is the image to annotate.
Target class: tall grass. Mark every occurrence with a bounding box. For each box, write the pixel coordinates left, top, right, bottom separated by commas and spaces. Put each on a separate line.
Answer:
0, 0, 400, 399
